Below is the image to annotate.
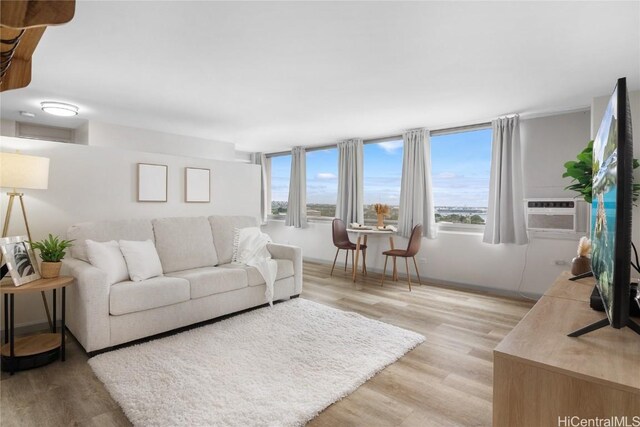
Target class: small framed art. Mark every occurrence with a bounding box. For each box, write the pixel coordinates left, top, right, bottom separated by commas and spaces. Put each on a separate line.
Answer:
138, 163, 168, 202
185, 167, 211, 203
0, 236, 41, 286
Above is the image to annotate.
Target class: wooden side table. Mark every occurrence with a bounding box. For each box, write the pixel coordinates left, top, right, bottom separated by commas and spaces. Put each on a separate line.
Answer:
1, 276, 74, 374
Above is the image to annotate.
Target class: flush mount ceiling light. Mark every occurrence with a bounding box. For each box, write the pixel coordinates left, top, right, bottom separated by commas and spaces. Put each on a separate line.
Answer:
19, 111, 35, 118
40, 101, 79, 117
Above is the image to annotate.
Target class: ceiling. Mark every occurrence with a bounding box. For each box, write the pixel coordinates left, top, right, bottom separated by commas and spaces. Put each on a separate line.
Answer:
1, 1, 638, 153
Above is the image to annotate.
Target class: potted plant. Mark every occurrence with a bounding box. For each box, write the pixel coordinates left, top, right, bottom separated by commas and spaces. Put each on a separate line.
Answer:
563, 141, 640, 277
30, 234, 74, 279
563, 140, 640, 203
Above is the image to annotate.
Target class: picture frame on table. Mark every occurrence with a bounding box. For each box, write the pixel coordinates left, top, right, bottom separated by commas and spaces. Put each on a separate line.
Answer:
0, 236, 41, 286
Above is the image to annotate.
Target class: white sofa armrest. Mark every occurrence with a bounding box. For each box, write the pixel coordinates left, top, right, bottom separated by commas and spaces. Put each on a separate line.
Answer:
61, 258, 111, 353
267, 243, 303, 295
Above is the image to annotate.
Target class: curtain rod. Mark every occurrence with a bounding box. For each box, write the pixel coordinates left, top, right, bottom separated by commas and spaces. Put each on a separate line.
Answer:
265, 121, 491, 157
431, 121, 491, 136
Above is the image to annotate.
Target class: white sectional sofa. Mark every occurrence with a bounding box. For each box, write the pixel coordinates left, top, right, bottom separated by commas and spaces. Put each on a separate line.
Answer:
61, 215, 302, 354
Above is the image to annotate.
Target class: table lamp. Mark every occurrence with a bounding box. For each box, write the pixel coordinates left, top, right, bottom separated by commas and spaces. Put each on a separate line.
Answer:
0, 152, 52, 327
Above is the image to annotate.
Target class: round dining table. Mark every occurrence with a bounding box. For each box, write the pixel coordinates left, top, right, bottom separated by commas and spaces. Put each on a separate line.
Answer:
346, 228, 398, 282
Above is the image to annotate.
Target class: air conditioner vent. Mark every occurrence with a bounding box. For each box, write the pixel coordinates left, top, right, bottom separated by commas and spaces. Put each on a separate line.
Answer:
525, 198, 587, 233
16, 122, 75, 143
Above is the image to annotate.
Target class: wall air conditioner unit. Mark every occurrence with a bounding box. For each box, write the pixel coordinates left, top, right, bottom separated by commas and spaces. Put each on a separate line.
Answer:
525, 198, 587, 233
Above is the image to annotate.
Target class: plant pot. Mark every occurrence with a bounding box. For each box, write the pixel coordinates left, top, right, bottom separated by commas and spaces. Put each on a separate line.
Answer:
376, 213, 385, 228
40, 261, 62, 279
571, 256, 591, 276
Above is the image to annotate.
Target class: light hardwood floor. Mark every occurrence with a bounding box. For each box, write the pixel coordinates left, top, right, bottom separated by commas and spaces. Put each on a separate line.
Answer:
0, 261, 534, 427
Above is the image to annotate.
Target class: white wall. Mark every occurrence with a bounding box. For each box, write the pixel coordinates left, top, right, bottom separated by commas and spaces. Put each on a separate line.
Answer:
523, 110, 591, 198
75, 122, 89, 145
0, 136, 260, 328
235, 150, 253, 163
264, 110, 591, 297
1, 119, 236, 158
0, 119, 16, 137
86, 121, 236, 161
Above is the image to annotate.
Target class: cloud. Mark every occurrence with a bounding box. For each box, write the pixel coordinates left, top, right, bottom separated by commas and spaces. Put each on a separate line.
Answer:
377, 141, 403, 154
316, 172, 337, 180
436, 172, 457, 179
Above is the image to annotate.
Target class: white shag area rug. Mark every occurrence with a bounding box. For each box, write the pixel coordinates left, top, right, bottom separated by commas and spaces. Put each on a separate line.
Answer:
89, 298, 425, 427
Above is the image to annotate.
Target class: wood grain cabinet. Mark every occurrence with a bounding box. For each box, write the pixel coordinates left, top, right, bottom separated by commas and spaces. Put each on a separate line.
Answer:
493, 273, 640, 426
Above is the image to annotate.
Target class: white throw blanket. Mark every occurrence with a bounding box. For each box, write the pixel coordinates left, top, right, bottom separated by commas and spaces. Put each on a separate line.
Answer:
232, 227, 278, 305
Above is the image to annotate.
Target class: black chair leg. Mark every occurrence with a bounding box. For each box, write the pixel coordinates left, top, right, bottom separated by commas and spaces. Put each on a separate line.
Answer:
362, 248, 367, 275
331, 249, 340, 276
381, 255, 388, 287
344, 250, 349, 271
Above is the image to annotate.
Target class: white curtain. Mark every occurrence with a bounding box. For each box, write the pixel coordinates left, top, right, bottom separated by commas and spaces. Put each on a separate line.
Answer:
483, 115, 528, 245
336, 139, 364, 224
285, 146, 307, 228
252, 153, 270, 224
398, 129, 437, 239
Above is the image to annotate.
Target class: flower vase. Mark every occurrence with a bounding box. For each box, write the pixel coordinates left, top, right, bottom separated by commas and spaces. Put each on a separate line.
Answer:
40, 261, 62, 279
376, 213, 385, 228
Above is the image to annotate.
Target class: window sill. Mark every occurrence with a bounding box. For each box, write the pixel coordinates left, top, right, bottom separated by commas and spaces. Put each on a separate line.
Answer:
266, 219, 486, 238
437, 223, 485, 235
266, 216, 335, 224
307, 216, 335, 223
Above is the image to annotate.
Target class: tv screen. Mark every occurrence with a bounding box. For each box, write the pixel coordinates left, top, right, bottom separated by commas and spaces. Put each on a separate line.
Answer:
590, 77, 633, 329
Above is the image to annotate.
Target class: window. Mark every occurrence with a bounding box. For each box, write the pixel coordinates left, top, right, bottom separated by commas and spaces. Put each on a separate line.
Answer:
363, 139, 403, 222
270, 154, 291, 217
430, 127, 492, 225
306, 148, 338, 218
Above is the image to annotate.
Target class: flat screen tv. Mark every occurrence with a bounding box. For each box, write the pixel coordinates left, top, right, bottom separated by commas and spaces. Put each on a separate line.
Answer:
570, 77, 640, 337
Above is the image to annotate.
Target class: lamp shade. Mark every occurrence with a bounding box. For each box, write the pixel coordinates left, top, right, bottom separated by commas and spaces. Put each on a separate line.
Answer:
0, 152, 49, 190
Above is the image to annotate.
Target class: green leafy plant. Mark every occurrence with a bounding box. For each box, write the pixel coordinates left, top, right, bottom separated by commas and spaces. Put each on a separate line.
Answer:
563, 140, 640, 204
30, 234, 74, 263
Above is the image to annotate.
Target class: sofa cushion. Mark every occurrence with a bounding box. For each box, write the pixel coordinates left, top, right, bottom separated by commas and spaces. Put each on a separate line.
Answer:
218, 259, 294, 287
167, 267, 248, 299
68, 219, 154, 262
119, 239, 164, 282
152, 217, 219, 273
109, 276, 190, 315
85, 240, 129, 285
208, 216, 258, 264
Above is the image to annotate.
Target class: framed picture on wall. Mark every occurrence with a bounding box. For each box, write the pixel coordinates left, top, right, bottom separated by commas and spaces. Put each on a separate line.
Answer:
185, 167, 211, 203
138, 163, 168, 202
0, 236, 41, 286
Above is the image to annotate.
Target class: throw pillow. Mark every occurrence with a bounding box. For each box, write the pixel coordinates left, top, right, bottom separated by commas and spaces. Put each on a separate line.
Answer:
85, 240, 129, 285
118, 239, 164, 282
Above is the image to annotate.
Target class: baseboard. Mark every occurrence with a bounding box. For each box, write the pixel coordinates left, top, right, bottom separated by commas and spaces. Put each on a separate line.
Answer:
303, 256, 542, 301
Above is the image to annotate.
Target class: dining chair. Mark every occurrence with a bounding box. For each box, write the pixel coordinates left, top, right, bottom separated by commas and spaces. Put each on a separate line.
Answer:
381, 224, 423, 291
331, 218, 367, 276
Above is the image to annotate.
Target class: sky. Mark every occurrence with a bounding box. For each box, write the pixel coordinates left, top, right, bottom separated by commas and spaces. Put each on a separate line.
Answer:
270, 128, 492, 207
431, 128, 492, 207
